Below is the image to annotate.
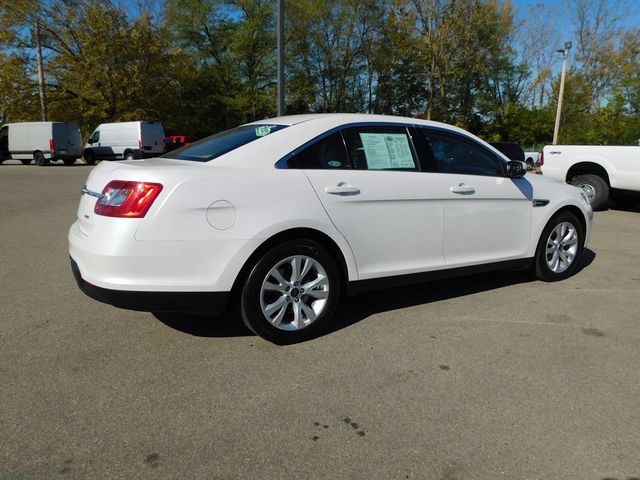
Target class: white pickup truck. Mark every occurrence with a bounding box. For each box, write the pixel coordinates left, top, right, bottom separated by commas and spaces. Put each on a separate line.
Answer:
541, 145, 640, 209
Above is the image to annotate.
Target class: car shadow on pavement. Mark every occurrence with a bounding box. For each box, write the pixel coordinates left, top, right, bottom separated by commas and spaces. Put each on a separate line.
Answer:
607, 199, 640, 213
326, 248, 597, 337
153, 310, 253, 338
152, 249, 596, 341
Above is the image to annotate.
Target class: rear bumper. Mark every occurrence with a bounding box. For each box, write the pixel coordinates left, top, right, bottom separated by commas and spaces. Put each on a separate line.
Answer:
70, 257, 229, 315
53, 154, 81, 161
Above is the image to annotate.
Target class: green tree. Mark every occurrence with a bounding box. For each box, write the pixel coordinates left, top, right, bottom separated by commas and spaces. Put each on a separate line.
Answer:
0, 52, 41, 122
285, 0, 385, 113
2, 0, 638, 146
165, 0, 276, 130
1, 0, 183, 136
378, 0, 519, 133
0, 0, 47, 122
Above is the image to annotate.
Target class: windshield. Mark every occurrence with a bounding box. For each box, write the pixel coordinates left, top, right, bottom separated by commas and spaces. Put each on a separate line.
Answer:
162, 124, 288, 162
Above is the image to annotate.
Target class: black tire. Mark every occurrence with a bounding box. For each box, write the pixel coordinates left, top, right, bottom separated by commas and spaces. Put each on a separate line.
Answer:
533, 211, 584, 282
525, 158, 534, 171
84, 150, 96, 165
34, 151, 48, 166
240, 239, 342, 344
63, 158, 75, 166
570, 174, 609, 210
124, 151, 135, 160
21, 159, 31, 165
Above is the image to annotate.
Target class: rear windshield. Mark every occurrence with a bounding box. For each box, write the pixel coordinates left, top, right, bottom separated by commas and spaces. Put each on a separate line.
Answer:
162, 124, 288, 162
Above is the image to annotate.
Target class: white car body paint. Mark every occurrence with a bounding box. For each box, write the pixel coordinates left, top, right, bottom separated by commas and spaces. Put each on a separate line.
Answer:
69, 114, 592, 314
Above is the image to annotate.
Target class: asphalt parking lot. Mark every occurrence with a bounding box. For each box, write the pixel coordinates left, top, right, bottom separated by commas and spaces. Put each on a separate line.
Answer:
1, 163, 639, 480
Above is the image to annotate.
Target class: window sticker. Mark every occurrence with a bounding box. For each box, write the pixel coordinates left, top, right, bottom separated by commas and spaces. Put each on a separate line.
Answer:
359, 133, 415, 169
254, 125, 273, 137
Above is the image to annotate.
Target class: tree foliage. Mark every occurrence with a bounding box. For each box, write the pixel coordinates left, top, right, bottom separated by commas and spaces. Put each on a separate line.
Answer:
0, 0, 638, 146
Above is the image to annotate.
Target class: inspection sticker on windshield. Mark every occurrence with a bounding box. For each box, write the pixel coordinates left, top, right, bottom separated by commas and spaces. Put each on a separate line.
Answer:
255, 125, 273, 137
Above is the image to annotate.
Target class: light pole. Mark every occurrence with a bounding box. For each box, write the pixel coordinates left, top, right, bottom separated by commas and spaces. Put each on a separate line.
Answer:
35, 22, 48, 121
277, 0, 285, 116
552, 41, 571, 145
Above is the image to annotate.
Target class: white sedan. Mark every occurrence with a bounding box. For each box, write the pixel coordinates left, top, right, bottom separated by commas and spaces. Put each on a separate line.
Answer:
69, 114, 593, 343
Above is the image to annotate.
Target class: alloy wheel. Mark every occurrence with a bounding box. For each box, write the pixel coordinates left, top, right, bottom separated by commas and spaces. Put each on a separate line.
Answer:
545, 222, 579, 273
260, 255, 330, 331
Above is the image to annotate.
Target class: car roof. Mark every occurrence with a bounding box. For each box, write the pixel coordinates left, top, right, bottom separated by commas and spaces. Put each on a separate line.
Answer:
247, 113, 466, 133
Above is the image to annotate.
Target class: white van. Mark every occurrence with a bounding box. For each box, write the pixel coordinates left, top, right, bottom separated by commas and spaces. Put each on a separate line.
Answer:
83, 121, 165, 165
0, 122, 83, 166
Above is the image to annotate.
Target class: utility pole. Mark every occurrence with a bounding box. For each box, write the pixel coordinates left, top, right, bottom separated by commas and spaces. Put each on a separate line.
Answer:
277, 0, 285, 116
552, 41, 571, 145
35, 21, 48, 121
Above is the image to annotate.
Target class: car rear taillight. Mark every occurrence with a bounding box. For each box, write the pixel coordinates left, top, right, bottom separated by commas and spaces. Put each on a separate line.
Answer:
49, 138, 55, 152
539, 151, 544, 166
94, 180, 163, 218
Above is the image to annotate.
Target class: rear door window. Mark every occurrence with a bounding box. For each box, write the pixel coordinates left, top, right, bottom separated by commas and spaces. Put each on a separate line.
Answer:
287, 132, 351, 169
342, 126, 419, 171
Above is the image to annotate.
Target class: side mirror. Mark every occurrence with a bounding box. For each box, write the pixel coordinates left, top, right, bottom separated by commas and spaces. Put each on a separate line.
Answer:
507, 161, 526, 178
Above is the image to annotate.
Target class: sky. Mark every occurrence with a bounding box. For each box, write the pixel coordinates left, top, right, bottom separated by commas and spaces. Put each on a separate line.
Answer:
510, 0, 639, 78
513, 0, 640, 36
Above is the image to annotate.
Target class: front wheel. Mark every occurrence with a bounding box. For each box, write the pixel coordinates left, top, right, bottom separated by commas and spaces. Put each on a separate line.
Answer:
534, 211, 584, 282
570, 174, 609, 210
240, 240, 341, 343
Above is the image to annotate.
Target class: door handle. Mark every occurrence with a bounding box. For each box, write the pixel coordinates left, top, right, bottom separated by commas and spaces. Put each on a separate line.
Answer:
450, 184, 475, 195
325, 182, 361, 196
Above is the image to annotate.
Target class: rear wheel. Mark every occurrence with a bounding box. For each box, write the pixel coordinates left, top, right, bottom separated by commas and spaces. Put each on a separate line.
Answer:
124, 151, 135, 160
84, 150, 96, 165
570, 174, 609, 210
534, 211, 584, 282
240, 240, 341, 343
34, 151, 48, 166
